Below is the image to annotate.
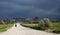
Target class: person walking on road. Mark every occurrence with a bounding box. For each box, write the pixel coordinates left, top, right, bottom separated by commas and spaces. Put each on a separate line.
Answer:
15, 23, 17, 27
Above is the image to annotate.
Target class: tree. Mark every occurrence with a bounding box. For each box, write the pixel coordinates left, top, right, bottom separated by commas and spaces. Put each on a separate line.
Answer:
33, 17, 40, 23
43, 18, 51, 27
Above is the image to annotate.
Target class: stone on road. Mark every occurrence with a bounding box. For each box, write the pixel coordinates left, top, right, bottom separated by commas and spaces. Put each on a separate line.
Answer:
0, 23, 60, 35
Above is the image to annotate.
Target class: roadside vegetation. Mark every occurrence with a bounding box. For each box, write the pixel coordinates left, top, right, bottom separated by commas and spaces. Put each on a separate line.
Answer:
49, 22, 60, 34
21, 23, 40, 30
0, 24, 13, 32
21, 22, 60, 34
0, 19, 14, 32
50, 22, 60, 29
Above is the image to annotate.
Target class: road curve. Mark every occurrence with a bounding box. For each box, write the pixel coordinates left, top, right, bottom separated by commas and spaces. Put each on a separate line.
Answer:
0, 23, 60, 35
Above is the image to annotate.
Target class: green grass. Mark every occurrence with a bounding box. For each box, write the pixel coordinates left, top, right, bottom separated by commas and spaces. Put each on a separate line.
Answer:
50, 22, 60, 30
50, 22, 60, 34
0, 24, 13, 32
21, 24, 41, 30
21, 24, 38, 27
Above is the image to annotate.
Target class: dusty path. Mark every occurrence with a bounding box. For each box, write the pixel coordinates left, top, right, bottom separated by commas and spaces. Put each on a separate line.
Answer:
0, 23, 60, 35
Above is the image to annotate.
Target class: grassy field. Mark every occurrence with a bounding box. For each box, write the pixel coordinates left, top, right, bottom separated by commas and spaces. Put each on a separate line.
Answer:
50, 22, 60, 30
21, 23, 40, 30
0, 24, 13, 32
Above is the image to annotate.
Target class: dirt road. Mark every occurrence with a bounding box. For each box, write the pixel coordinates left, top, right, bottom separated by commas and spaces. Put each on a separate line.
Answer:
0, 23, 60, 35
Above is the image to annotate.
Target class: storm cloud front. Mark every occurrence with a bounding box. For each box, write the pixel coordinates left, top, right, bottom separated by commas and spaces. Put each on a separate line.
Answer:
0, 0, 60, 18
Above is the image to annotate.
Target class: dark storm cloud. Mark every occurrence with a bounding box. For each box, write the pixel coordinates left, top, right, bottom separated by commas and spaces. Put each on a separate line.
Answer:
0, 0, 60, 18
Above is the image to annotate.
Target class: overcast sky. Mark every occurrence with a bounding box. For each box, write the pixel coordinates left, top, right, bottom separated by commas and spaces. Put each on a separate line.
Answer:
0, 0, 60, 18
